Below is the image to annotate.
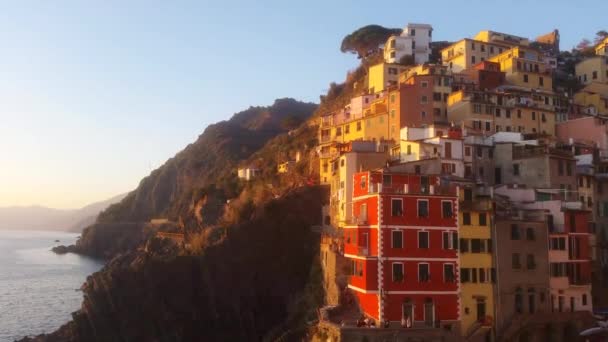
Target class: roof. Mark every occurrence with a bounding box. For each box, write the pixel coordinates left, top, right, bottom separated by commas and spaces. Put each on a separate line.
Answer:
580, 82, 608, 96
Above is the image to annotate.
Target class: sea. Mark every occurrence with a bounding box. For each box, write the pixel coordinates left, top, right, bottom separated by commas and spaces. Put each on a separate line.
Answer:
0, 230, 103, 342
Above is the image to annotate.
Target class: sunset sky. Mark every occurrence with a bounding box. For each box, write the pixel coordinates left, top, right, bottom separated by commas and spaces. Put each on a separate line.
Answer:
1, 0, 606, 209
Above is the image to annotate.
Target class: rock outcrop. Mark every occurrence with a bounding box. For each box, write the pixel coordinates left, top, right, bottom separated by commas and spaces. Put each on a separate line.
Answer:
20, 186, 327, 342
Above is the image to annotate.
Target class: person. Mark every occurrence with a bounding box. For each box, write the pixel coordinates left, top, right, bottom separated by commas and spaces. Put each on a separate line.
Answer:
401, 316, 406, 328
402, 315, 412, 328
383, 320, 390, 328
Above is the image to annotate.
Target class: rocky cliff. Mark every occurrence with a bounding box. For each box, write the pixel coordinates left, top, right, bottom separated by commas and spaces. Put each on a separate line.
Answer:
23, 186, 327, 342
26, 98, 327, 341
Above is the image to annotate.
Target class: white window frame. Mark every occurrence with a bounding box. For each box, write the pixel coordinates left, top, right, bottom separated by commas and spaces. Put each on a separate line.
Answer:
442, 231, 455, 249
418, 230, 430, 249
418, 262, 430, 282
392, 262, 404, 282
441, 200, 453, 218
392, 229, 404, 249
417, 199, 429, 218
443, 263, 455, 283
392, 198, 403, 217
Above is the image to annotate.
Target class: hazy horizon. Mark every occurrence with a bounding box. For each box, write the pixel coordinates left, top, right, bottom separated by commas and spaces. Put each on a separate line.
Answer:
1, 0, 606, 209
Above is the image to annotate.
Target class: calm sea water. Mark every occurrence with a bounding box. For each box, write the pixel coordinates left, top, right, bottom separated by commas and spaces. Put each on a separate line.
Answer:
0, 230, 103, 342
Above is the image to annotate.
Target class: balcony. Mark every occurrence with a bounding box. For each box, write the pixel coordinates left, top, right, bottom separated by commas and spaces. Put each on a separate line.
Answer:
358, 246, 370, 256
569, 277, 591, 286
320, 135, 332, 143
367, 182, 455, 196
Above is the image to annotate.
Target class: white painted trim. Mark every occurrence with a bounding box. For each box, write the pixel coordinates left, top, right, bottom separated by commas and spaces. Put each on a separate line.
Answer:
344, 253, 377, 260
417, 199, 430, 218
352, 193, 378, 201
348, 284, 378, 294
443, 263, 456, 283
391, 229, 404, 249
390, 197, 404, 217
441, 200, 454, 219
417, 230, 430, 249
418, 262, 430, 282
391, 262, 404, 282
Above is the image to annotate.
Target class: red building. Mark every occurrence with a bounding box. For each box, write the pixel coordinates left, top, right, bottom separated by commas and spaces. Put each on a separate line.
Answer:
344, 169, 460, 328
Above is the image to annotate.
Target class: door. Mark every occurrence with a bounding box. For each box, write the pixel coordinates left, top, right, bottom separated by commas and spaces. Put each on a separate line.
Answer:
476, 299, 486, 322
445, 142, 452, 158
424, 299, 434, 327
402, 302, 414, 327
495, 167, 502, 184
360, 232, 369, 256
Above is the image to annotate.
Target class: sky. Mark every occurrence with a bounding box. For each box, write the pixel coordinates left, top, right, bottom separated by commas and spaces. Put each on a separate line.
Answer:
0, 0, 606, 209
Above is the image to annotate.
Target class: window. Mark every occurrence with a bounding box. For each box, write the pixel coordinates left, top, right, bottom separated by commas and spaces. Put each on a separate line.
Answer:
460, 238, 469, 253
336, 127, 342, 136
421, 81, 428, 88
558, 160, 564, 176
392, 230, 403, 248
479, 213, 487, 226
526, 227, 535, 241
513, 164, 520, 176
532, 111, 536, 121
443, 231, 458, 249
421, 95, 428, 104
471, 55, 476, 64
471, 268, 478, 283
463, 212, 471, 225
506, 109, 511, 118
471, 239, 485, 253
392, 263, 404, 282
383, 175, 392, 187
461, 268, 470, 282
465, 146, 471, 156
566, 162, 572, 176
356, 121, 362, 131
523, 74, 529, 83
442, 201, 453, 218
511, 224, 520, 240
512, 253, 521, 269
485, 122, 491, 131
517, 109, 522, 118
476, 147, 482, 158
444, 264, 455, 282
418, 200, 429, 218
583, 294, 588, 306
418, 263, 430, 282
360, 176, 367, 189
410, 28, 416, 36
593, 71, 598, 80
418, 231, 429, 249
527, 254, 536, 270
479, 268, 486, 282
539, 76, 544, 86
495, 108, 501, 117
344, 124, 350, 134
392, 198, 403, 216
407, 145, 412, 155
515, 289, 523, 313
464, 188, 473, 201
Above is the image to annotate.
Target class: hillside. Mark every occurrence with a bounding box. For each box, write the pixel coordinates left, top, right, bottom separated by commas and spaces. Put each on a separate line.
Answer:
96, 98, 317, 225
22, 186, 328, 342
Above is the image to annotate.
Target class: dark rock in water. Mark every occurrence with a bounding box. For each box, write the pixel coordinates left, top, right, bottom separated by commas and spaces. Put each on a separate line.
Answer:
51, 245, 76, 254
55, 240, 60, 242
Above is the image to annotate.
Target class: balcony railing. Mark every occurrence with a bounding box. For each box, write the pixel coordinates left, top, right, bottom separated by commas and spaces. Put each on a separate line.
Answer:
358, 246, 370, 256
367, 182, 455, 196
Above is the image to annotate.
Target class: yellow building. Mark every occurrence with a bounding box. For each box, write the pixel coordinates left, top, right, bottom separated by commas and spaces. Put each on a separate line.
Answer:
441, 39, 509, 72
576, 56, 608, 85
488, 46, 553, 91
367, 62, 408, 93
474, 30, 530, 46
448, 89, 556, 136
596, 37, 608, 56
458, 186, 495, 339
573, 82, 608, 115
318, 95, 399, 183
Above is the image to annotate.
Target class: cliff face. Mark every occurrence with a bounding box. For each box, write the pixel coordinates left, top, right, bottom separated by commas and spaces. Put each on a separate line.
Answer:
96, 98, 317, 225
22, 186, 327, 342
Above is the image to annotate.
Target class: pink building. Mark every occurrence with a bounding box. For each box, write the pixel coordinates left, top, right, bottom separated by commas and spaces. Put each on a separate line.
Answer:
556, 116, 608, 154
